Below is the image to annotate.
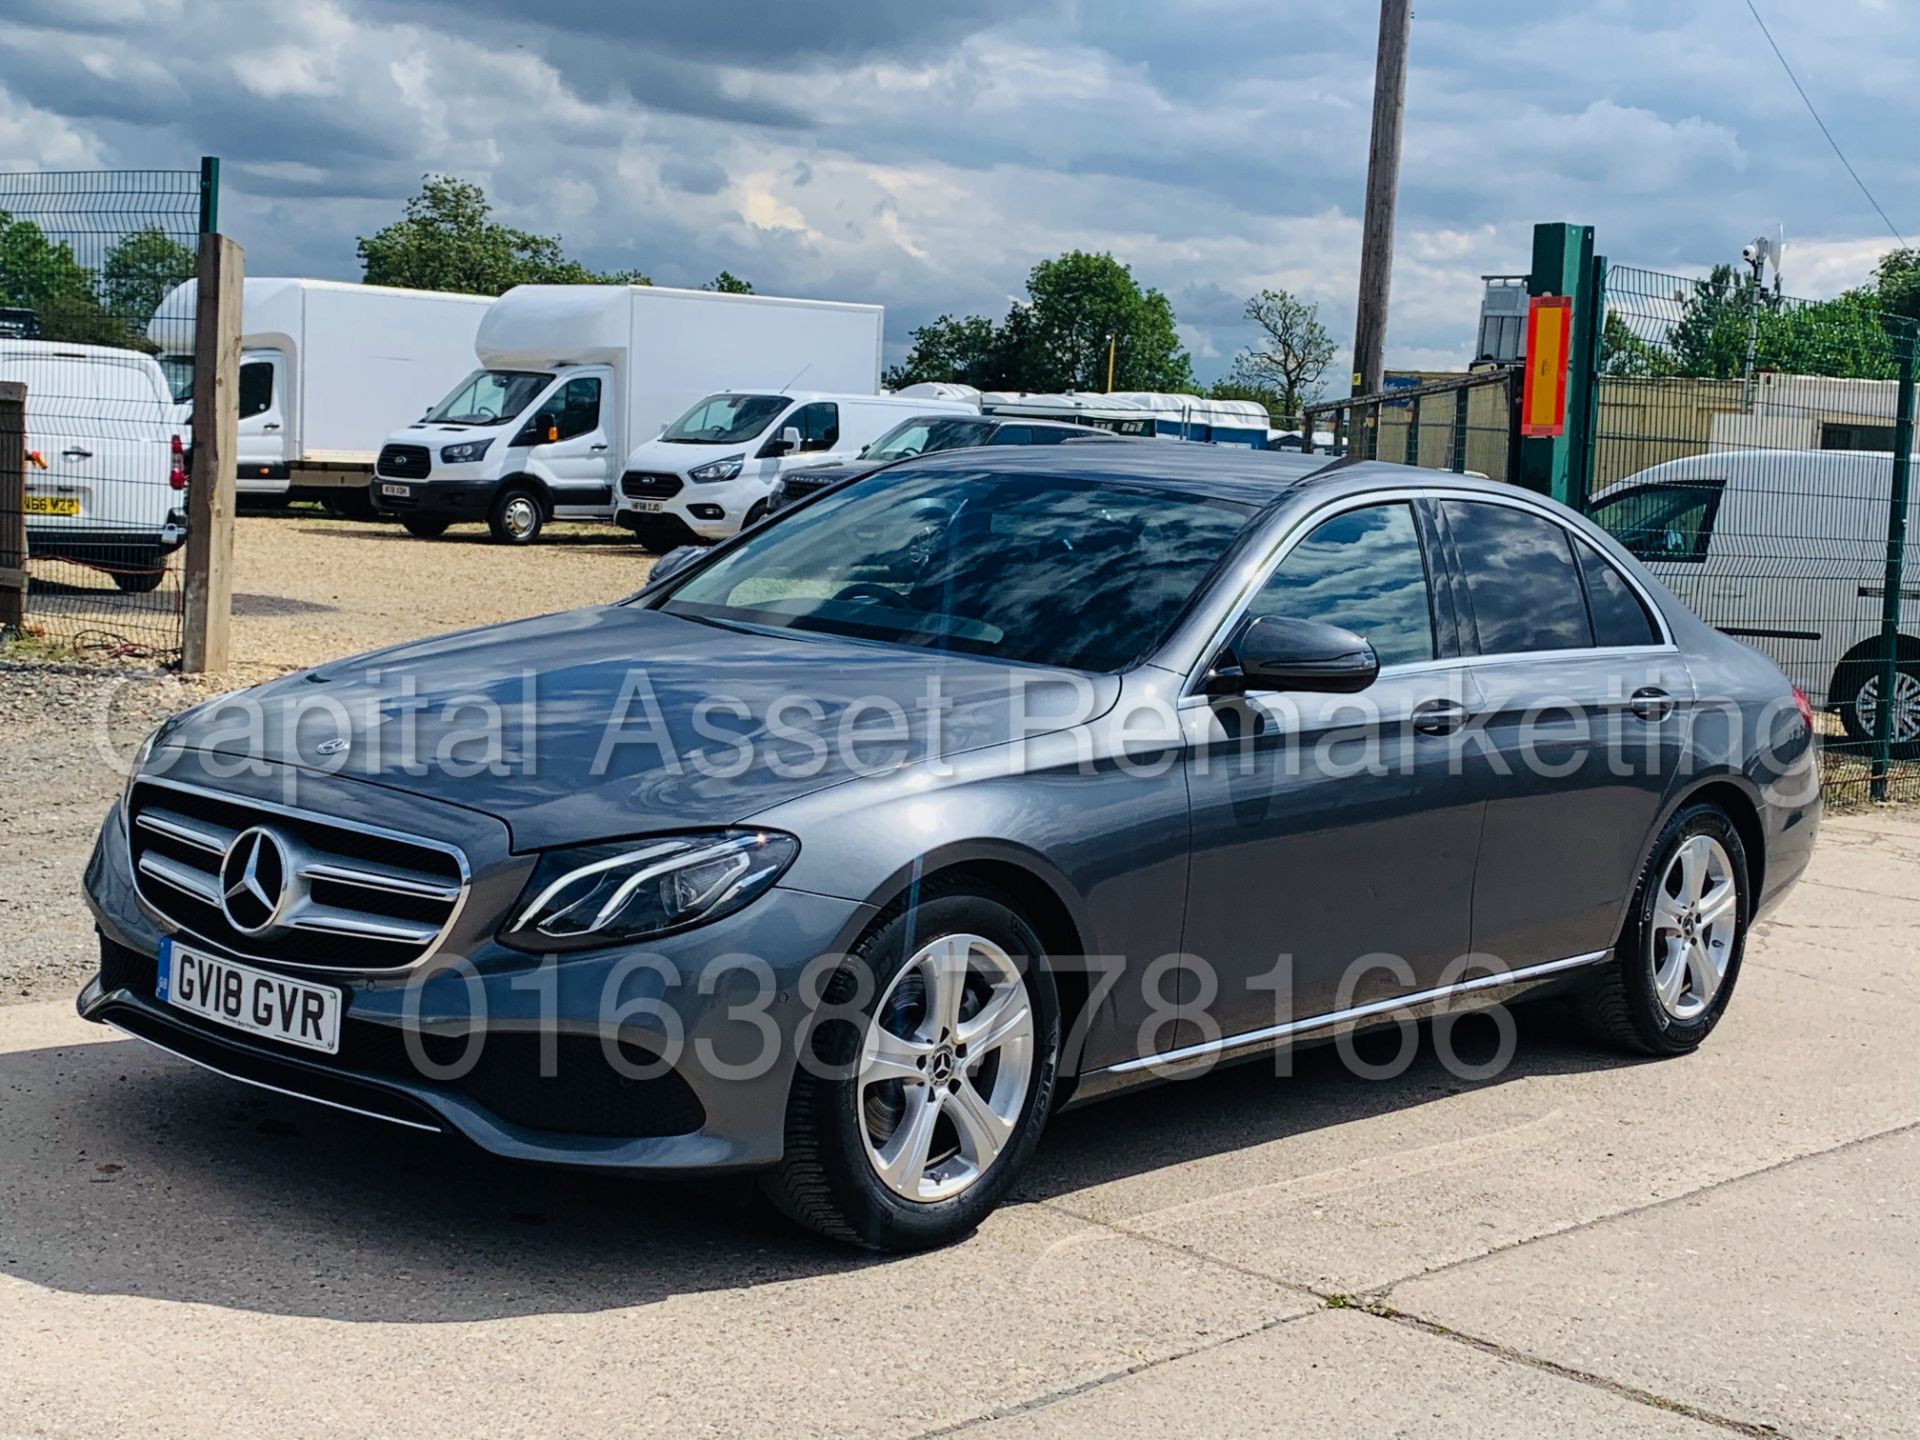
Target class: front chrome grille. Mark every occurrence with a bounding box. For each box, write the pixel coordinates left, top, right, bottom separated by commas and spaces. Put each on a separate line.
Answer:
127, 779, 468, 972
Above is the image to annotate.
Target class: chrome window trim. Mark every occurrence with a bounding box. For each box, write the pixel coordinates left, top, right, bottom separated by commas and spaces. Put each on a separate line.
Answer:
1175, 484, 1678, 698
126, 775, 473, 978
1104, 949, 1610, 1074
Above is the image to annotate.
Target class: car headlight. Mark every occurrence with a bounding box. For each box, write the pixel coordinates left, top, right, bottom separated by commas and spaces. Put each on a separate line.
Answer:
440, 438, 494, 464
688, 454, 744, 483
501, 830, 799, 952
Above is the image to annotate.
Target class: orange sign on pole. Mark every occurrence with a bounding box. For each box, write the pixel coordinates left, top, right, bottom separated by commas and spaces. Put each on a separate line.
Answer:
1521, 295, 1572, 438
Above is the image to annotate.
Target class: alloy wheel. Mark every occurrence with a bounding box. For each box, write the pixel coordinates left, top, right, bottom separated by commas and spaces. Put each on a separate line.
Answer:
857, 933, 1035, 1203
1648, 834, 1738, 1022
1853, 669, 1920, 745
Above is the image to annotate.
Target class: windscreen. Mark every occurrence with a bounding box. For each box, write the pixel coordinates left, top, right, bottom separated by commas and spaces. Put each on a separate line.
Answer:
866, 416, 995, 461
426, 369, 553, 427
655, 466, 1254, 672
661, 393, 791, 444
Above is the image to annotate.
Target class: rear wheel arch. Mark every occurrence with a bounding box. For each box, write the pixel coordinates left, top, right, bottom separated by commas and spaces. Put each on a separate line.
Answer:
1828, 631, 1920, 703
1657, 776, 1766, 911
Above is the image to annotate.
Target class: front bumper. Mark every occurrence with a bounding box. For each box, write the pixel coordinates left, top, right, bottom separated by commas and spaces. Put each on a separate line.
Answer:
371, 478, 498, 523
80, 780, 876, 1173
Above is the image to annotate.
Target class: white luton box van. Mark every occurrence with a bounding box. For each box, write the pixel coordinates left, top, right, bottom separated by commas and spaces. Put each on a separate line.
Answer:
371, 284, 886, 544
614, 389, 977, 550
149, 278, 492, 504
0, 340, 187, 591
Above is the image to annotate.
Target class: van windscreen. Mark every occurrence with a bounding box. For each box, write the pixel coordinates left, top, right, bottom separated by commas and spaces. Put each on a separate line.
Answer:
662, 393, 789, 445
427, 369, 553, 427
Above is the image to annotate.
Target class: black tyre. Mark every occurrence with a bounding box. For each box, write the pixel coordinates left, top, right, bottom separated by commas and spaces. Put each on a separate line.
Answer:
636, 532, 679, 555
742, 499, 769, 529
403, 516, 451, 539
1579, 801, 1750, 1056
1833, 654, 1920, 759
760, 881, 1061, 1251
112, 565, 167, 594
325, 489, 379, 521
488, 486, 544, 545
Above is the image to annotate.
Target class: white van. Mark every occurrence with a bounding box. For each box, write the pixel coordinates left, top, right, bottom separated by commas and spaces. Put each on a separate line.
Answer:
0, 341, 187, 592
614, 390, 977, 551
149, 278, 491, 505
372, 284, 887, 544
1590, 449, 1920, 748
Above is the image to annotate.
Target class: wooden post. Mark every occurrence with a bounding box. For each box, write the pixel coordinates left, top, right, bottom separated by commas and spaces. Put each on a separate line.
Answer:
182, 234, 242, 674
0, 381, 24, 633
1350, 0, 1412, 400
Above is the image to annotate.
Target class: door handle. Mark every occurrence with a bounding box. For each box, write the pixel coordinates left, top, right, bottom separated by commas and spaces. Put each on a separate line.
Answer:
1630, 686, 1675, 722
1412, 699, 1468, 735
262, 422, 281, 431
589, 443, 609, 451
62, 447, 92, 460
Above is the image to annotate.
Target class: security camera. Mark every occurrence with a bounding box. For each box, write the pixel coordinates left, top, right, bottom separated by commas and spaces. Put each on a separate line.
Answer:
1742, 242, 1761, 266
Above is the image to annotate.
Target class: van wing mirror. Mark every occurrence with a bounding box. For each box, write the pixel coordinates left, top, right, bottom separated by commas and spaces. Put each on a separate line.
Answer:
1204, 615, 1379, 696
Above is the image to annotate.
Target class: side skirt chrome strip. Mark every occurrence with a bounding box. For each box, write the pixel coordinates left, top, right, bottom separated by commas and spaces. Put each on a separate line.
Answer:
1104, 949, 1611, 1075
101, 1018, 445, 1134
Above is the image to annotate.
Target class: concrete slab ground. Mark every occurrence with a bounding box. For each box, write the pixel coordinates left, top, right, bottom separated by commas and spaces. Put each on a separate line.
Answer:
0, 810, 1913, 1437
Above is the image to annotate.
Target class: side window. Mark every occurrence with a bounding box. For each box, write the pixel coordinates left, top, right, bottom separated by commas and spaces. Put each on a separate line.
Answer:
550, 377, 601, 440
1586, 479, 1724, 563
987, 426, 1033, 445
1440, 501, 1593, 654
1025, 427, 1071, 445
1247, 502, 1435, 667
791, 402, 840, 452
1575, 538, 1660, 647
238, 361, 274, 419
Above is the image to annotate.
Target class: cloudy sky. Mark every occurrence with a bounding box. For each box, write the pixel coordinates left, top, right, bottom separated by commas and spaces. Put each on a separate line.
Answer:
4, 0, 1916, 383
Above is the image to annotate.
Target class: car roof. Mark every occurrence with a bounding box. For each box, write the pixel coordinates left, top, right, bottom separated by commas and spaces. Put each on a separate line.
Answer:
887, 439, 1341, 504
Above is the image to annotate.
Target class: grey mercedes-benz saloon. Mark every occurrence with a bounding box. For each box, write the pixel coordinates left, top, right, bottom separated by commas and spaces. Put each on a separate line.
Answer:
81, 448, 1820, 1249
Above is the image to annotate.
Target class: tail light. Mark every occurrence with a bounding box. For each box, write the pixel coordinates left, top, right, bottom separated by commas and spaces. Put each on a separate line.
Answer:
1791, 684, 1814, 732
169, 433, 187, 491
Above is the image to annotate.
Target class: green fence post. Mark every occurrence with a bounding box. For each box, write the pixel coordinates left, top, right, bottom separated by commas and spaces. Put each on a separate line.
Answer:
198, 156, 220, 234
1450, 386, 1469, 472
1404, 394, 1421, 466
1518, 222, 1596, 506
1575, 253, 1608, 512
1871, 334, 1917, 801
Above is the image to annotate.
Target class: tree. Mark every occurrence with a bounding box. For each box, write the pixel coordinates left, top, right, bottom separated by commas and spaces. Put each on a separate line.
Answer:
102, 226, 195, 328
0, 210, 137, 347
1599, 310, 1677, 378
704, 271, 753, 294
1012, 251, 1194, 392
884, 313, 1009, 389
1871, 249, 1920, 326
1220, 288, 1334, 424
884, 250, 1194, 393
357, 176, 647, 295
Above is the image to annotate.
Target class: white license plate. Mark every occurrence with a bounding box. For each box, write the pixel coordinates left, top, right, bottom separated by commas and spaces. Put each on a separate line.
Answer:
380, 483, 412, 498
632, 500, 664, 514
158, 939, 342, 1055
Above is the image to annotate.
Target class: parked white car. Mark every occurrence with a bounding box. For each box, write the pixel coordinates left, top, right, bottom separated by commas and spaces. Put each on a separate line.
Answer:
615, 390, 977, 551
1589, 448, 1920, 749
372, 284, 887, 544
0, 340, 186, 592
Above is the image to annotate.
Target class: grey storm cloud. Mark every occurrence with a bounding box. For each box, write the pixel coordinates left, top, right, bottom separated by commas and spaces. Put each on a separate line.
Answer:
1, 0, 1916, 381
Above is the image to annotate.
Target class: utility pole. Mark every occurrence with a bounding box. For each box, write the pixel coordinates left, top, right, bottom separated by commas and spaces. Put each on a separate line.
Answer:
1350, 0, 1412, 399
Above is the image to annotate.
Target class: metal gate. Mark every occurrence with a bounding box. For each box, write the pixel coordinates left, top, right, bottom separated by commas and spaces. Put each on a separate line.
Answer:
0, 163, 211, 662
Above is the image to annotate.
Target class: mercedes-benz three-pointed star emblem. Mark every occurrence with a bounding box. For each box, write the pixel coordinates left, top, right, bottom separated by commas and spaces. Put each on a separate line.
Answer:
219, 826, 290, 935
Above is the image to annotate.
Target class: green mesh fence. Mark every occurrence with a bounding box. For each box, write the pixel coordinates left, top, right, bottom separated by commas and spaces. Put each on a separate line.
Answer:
1591, 264, 1920, 804
0, 168, 202, 663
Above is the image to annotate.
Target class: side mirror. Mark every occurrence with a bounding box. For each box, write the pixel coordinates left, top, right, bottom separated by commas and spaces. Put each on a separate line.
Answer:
781, 424, 803, 452
1205, 615, 1379, 696
537, 411, 559, 443
858, 443, 870, 457
647, 545, 704, 585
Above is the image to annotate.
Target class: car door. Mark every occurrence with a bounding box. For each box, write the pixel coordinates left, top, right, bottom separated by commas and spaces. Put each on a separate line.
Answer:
1432, 495, 1692, 970
529, 370, 614, 515
1178, 499, 1485, 1047
234, 350, 285, 475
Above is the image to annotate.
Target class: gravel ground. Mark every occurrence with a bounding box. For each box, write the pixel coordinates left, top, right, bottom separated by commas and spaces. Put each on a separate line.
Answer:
2, 512, 655, 1003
